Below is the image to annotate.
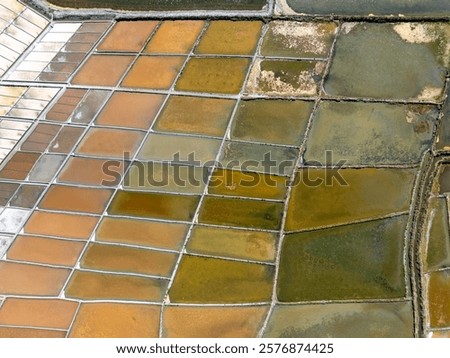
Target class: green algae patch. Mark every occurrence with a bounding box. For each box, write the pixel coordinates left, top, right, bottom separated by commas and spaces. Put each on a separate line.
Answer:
278, 216, 408, 302
198, 196, 284, 230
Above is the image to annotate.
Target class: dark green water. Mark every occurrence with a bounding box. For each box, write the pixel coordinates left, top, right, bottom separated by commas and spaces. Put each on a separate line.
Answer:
286, 0, 450, 16
47, 0, 267, 11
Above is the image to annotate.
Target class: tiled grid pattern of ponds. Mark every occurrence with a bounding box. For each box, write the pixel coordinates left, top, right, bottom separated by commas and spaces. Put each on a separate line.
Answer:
0, 0, 48, 77
0, 85, 60, 161
0, 11, 449, 338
